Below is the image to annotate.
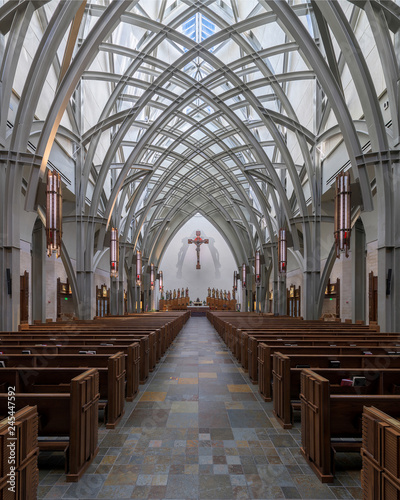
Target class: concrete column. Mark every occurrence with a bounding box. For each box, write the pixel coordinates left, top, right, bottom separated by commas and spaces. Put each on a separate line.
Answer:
0, 246, 20, 330
135, 285, 142, 312
31, 219, 46, 323
76, 270, 95, 320
118, 274, 125, 315
303, 271, 320, 320
302, 217, 321, 320
352, 220, 366, 322
110, 277, 118, 315
258, 262, 270, 313
0, 161, 22, 330
277, 275, 287, 316
241, 285, 246, 312
126, 266, 135, 313
45, 254, 58, 321
151, 286, 157, 311
75, 221, 95, 320
376, 158, 400, 332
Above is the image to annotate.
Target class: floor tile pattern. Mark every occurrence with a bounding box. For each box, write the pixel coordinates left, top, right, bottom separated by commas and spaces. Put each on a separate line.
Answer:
38, 317, 362, 499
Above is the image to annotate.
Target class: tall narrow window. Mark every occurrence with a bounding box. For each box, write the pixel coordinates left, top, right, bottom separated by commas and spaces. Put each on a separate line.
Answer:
335, 171, 351, 258
150, 263, 155, 290
46, 171, 62, 258
242, 263, 246, 288
136, 250, 142, 286
255, 250, 261, 286
159, 270, 163, 292
278, 229, 287, 274
110, 227, 119, 278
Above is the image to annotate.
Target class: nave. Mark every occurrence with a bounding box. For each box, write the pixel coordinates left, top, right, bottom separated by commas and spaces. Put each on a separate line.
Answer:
38, 317, 361, 500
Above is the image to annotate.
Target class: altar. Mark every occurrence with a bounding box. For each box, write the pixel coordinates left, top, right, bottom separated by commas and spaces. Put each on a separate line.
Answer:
188, 305, 210, 317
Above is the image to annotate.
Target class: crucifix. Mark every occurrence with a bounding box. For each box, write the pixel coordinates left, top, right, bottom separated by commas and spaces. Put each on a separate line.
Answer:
188, 230, 209, 269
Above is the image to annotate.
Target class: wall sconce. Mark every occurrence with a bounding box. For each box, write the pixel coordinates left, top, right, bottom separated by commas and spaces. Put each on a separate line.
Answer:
159, 270, 163, 291
150, 263, 155, 290
46, 171, 62, 258
136, 250, 142, 286
278, 228, 287, 274
110, 227, 119, 278
242, 263, 246, 288
255, 250, 261, 286
233, 271, 238, 291
335, 171, 351, 258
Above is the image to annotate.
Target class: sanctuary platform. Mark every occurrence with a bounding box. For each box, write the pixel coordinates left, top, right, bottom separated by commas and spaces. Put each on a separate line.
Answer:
188, 305, 210, 317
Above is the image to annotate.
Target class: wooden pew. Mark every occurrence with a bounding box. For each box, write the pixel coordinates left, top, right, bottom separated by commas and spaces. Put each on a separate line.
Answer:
361, 406, 400, 499
0, 352, 130, 423
0, 369, 99, 482
299, 368, 400, 483
259, 346, 400, 401
20, 312, 188, 349
272, 351, 400, 428
244, 333, 400, 375
1, 334, 151, 381
0, 361, 124, 429
234, 327, 382, 361
246, 332, 399, 378
11, 310, 187, 367
0, 358, 124, 429
0, 343, 140, 402
207, 312, 379, 346
0, 346, 140, 400
0, 406, 39, 500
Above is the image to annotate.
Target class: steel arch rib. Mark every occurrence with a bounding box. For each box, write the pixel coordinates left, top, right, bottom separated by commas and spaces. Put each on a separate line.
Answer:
142, 181, 254, 263
24, 0, 135, 211
263, 0, 373, 212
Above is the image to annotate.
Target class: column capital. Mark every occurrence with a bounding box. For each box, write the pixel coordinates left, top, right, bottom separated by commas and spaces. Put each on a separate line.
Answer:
0, 150, 42, 167
355, 150, 400, 166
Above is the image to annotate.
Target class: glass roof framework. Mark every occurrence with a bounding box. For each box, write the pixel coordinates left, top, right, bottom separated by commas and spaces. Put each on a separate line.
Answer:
107, 4, 309, 264
8, 0, 395, 273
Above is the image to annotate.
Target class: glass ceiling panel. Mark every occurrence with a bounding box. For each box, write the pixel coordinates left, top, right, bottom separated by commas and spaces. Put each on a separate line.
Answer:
181, 13, 218, 49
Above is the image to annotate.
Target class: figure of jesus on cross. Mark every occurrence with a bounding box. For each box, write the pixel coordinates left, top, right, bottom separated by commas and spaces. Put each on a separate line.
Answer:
188, 230, 209, 269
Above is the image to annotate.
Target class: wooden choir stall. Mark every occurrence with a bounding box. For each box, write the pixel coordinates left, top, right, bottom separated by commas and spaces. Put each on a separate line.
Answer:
206, 288, 236, 311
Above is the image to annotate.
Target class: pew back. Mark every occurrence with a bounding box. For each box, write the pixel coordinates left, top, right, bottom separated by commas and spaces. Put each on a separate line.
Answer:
0, 406, 39, 500
300, 369, 400, 483
0, 368, 100, 482
362, 406, 400, 500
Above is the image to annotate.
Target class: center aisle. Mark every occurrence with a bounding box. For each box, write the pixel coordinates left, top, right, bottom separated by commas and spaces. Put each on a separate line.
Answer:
39, 317, 361, 499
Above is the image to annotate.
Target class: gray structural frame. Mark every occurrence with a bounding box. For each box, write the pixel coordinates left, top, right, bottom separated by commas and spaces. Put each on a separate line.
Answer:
0, 0, 399, 329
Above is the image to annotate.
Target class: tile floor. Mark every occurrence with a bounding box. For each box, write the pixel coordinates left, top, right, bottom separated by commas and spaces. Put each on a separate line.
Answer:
38, 317, 362, 499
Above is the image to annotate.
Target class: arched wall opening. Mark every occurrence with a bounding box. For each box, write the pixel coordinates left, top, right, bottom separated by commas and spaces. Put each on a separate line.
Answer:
158, 215, 237, 302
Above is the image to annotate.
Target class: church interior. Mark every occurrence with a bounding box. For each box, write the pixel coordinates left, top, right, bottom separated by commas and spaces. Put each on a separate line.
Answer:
1, 0, 400, 498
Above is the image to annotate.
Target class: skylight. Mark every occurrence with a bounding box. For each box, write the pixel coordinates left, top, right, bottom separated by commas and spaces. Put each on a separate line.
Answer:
182, 13, 216, 47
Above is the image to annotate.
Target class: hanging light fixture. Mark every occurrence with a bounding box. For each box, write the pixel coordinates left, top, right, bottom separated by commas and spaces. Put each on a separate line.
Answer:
278, 228, 287, 274
110, 227, 119, 278
46, 171, 62, 258
242, 263, 246, 288
159, 270, 163, 292
150, 263, 155, 290
255, 250, 261, 286
136, 250, 142, 286
335, 171, 351, 258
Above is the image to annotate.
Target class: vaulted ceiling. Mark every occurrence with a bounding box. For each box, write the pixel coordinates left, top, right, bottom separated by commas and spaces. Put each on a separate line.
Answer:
2, 0, 399, 271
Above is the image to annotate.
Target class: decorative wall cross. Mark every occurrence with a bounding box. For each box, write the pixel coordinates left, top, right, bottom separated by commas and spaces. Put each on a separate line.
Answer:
188, 230, 209, 269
